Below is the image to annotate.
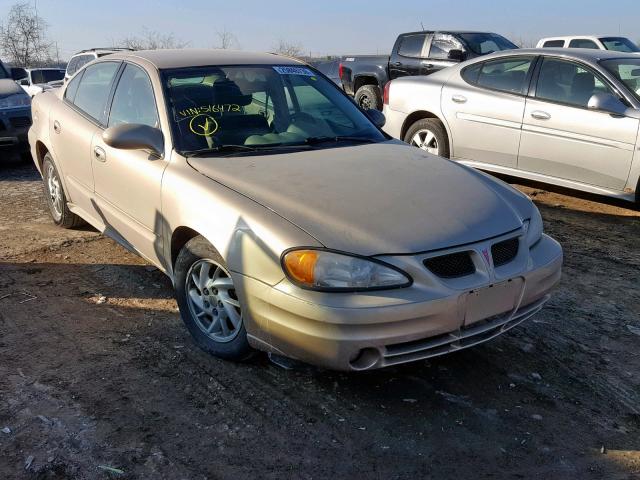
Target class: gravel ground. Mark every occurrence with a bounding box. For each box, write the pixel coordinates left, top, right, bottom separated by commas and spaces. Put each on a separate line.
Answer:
0, 162, 639, 479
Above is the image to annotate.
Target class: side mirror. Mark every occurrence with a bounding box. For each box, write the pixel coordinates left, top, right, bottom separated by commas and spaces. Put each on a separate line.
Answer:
19, 79, 29, 86
365, 108, 386, 128
447, 49, 465, 62
588, 92, 627, 116
103, 123, 164, 157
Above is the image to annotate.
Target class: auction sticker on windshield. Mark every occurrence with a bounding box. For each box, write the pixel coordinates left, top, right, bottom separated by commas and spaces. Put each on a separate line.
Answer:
273, 66, 315, 76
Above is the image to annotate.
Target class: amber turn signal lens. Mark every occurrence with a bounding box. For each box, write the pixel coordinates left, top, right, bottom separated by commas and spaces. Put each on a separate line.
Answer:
283, 250, 318, 285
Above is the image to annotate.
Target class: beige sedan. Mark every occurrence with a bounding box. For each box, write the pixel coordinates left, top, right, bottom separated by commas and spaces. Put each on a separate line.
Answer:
28, 49, 562, 371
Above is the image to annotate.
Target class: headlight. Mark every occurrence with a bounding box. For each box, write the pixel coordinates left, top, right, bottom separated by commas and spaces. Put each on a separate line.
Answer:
523, 206, 543, 247
0, 93, 30, 109
282, 248, 412, 291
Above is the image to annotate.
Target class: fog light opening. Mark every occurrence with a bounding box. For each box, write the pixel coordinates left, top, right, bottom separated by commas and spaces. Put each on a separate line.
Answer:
349, 348, 381, 371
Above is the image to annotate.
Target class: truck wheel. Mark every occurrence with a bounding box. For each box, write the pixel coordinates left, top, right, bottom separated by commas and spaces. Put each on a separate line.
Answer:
355, 85, 382, 111
404, 118, 450, 158
174, 236, 255, 362
42, 154, 85, 228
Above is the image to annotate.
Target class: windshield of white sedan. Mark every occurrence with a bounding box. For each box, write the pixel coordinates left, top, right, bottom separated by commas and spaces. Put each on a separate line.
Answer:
458, 33, 518, 55
163, 65, 385, 154
601, 58, 640, 101
600, 37, 640, 53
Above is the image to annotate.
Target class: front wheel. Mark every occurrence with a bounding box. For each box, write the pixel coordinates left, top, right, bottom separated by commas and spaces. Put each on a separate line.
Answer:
403, 118, 450, 158
174, 236, 254, 361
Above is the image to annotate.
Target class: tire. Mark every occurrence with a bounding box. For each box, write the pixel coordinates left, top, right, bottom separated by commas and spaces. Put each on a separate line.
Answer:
403, 118, 450, 158
354, 84, 382, 111
41, 154, 85, 228
174, 236, 254, 361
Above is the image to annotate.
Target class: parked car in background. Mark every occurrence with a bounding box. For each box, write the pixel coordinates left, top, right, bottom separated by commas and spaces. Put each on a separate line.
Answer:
311, 59, 342, 85
340, 31, 518, 109
64, 47, 133, 81
537, 36, 640, 53
0, 58, 32, 161
28, 49, 561, 370
12, 67, 66, 96
383, 48, 640, 205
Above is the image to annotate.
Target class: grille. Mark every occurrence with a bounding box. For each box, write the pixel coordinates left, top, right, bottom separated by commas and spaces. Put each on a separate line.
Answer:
491, 238, 519, 267
424, 251, 475, 278
10, 116, 31, 129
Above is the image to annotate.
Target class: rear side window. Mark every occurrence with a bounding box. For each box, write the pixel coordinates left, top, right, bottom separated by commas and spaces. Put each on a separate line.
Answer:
568, 39, 599, 49
64, 71, 83, 102
68, 54, 94, 76
398, 34, 427, 58
463, 57, 533, 94
72, 62, 120, 123
543, 40, 565, 48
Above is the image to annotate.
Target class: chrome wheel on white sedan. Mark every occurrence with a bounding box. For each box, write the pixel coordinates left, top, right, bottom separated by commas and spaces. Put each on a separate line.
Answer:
403, 118, 450, 158
410, 129, 440, 155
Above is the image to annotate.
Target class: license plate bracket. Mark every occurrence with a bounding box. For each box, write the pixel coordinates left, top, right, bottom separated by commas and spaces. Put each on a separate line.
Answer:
464, 278, 524, 326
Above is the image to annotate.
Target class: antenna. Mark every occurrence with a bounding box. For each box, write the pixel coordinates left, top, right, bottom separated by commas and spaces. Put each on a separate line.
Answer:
421, 22, 425, 31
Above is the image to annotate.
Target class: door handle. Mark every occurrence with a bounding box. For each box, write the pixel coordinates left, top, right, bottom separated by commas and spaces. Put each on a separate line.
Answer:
452, 94, 467, 104
393, 62, 402, 67
94, 146, 106, 163
531, 110, 551, 120
53, 120, 61, 134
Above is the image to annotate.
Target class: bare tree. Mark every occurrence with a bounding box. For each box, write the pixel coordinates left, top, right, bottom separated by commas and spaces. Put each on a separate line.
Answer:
0, 1, 53, 66
273, 39, 304, 58
215, 29, 238, 50
119, 28, 189, 50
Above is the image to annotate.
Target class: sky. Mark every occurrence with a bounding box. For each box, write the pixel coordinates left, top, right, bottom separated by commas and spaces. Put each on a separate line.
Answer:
1, 0, 639, 60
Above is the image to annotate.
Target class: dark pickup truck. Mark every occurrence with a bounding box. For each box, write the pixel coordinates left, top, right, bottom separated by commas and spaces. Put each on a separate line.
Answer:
340, 31, 518, 109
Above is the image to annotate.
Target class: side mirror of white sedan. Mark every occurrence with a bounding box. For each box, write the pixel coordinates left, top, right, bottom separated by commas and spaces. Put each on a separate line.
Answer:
103, 123, 164, 157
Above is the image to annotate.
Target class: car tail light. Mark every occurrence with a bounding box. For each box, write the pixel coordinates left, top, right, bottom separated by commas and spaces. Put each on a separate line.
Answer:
383, 81, 391, 105
338, 63, 344, 80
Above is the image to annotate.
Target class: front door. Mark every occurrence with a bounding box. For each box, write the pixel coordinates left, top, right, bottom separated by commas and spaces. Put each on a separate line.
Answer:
92, 63, 168, 266
518, 57, 637, 190
442, 56, 535, 168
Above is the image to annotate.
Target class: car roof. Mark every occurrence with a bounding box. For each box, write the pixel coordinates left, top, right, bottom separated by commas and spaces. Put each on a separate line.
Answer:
539, 35, 624, 41
105, 49, 304, 69
482, 47, 640, 62
400, 30, 502, 36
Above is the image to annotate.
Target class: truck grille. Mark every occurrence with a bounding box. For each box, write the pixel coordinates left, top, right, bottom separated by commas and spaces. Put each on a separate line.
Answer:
424, 251, 475, 278
491, 238, 519, 267
10, 117, 31, 129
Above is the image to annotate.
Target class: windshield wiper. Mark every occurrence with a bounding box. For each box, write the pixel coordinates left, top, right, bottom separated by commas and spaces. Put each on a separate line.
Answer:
182, 145, 260, 157
303, 136, 378, 145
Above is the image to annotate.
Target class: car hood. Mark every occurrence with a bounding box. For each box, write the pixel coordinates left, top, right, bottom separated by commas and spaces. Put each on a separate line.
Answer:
0, 79, 23, 97
189, 143, 531, 256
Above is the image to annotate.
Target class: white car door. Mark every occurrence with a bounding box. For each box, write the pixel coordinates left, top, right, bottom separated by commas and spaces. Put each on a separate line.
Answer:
518, 57, 637, 190
441, 56, 535, 168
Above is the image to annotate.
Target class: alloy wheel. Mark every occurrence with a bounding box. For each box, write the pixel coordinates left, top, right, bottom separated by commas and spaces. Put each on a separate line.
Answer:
46, 163, 63, 221
411, 129, 440, 155
185, 259, 242, 343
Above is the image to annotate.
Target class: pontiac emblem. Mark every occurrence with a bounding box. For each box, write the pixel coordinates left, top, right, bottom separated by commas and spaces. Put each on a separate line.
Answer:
482, 248, 491, 267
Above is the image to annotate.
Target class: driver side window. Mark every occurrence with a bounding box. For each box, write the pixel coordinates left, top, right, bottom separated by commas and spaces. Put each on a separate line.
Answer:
535, 58, 614, 108
429, 34, 463, 60
108, 64, 159, 128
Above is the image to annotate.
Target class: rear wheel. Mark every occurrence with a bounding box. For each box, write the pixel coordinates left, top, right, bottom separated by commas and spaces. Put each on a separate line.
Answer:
174, 236, 254, 361
354, 84, 382, 111
42, 154, 84, 228
404, 118, 450, 158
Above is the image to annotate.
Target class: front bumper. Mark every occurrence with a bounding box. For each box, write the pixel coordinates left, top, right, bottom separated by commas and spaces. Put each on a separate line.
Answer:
0, 107, 31, 154
241, 233, 563, 371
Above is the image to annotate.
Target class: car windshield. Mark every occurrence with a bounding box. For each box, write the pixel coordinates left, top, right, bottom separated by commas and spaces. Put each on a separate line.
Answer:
458, 33, 518, 55
163, 65, 385, 155
599, 37, 640, 53
31, 69, 65, 84
601, 58, 640, 101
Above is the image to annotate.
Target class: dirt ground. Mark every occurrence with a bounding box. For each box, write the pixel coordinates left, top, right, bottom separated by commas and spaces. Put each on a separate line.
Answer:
0, 161, 639, 480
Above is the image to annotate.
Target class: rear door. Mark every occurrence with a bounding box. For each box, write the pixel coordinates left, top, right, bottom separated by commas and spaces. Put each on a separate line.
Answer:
518, 57, 637, 190
441, 56, 536, 168
50, 61, 121, 218
389, 33, 430, 79
92, 62, 168, 265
